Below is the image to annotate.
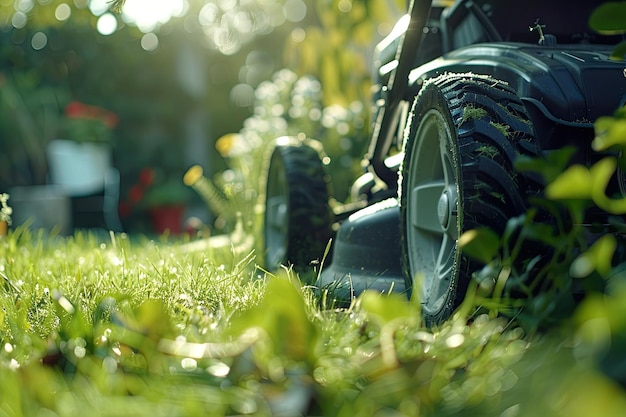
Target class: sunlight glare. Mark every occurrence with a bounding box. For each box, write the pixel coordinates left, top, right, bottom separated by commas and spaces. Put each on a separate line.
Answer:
97, 13, 117, 35
122, 0, 186, 33
89, 0, 110, 16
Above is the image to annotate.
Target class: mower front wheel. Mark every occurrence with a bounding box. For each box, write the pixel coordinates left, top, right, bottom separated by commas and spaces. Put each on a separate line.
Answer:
400, 74, 540, 325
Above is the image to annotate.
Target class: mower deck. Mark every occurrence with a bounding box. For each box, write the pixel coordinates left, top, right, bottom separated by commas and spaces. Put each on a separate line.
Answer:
317, 198, 406, 300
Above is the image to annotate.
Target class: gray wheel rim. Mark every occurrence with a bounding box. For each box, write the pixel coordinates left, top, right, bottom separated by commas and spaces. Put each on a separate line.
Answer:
405, 108, 461, 315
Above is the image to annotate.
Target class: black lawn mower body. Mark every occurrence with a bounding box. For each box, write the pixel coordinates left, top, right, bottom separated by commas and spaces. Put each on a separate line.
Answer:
263, 0, 626, 324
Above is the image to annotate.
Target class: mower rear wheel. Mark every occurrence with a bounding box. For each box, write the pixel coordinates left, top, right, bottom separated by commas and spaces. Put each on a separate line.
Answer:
400, 73, 540, 325
264, 138, 333, 273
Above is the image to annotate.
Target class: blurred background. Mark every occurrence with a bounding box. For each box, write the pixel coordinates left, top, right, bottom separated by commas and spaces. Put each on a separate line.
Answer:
0, 0, 405, 236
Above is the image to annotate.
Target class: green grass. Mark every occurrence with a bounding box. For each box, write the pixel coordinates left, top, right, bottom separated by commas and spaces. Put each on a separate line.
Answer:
1, 225, 626, 417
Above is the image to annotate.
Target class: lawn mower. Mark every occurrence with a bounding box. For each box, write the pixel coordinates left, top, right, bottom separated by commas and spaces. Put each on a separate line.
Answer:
262, 0, 626, 325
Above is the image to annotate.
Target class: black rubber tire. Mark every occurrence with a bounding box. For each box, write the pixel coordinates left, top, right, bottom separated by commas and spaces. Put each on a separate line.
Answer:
263, 137, 333, 273
399, 73, 541, 326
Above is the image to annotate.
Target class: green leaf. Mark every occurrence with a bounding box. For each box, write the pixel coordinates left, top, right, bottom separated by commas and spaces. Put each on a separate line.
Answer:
458, 228, 500, 264
610, 40, 626, 60
501, 214, 527, 247
230, 277, 317, 363
616, 106, 626, 119
135, 299, 175, 340
359, 291, 414, 325
545, 164, 593, 200
589, 2, 626, 35
523, 222, 559, 246
590, 158, 626, 214
593, 116, 626, 151
515, 146, 576, 183
570, 235, 617, 278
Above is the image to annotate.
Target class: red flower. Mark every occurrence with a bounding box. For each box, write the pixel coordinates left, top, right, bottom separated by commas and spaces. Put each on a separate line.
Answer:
139, 168, 155, 187
128, 185, 144, 204
65, 101, 119, 128
65, 101, 85, 118
102, 112, 119, 129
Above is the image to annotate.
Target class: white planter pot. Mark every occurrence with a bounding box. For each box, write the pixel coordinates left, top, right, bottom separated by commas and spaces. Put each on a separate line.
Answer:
47, 139, 112, 196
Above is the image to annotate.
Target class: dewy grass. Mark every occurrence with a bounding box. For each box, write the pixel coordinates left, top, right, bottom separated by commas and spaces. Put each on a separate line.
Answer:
1, 225, 626, 417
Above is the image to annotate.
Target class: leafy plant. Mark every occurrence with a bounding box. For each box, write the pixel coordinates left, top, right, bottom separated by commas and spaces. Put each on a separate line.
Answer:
0, 193, 11, 225
119, 168, 192, 215
589, 1, 626, 60
0, 72, 65, 187
457, 103, 626, 336
59, 101, 119, 144
142, 176, 193, 208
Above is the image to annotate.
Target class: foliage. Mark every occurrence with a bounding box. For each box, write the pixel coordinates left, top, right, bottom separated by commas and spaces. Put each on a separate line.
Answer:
183, 165, 237, 233
216, 68, 369, 223
284, 0, 405, 107
119, 167, 193, 219
0, 0, 406, 225
0, 193, 12, 225
457, 103, 626, 336
589, 1, 626, 60
1, 226, 626, 416
0, 72, 65, 187
143, 177, 193, 209
59, 101, 119, 144
117, 167, 195, 235
0, 5, 258, 200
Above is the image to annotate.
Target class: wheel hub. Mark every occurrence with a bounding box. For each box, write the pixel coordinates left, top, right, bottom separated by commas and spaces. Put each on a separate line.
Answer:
437, 191, 450, 229
437, 187, 457, 230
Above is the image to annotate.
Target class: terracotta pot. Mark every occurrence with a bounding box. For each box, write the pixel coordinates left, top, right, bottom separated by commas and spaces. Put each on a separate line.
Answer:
149, 205, 185, 235
0, 221, 7, 236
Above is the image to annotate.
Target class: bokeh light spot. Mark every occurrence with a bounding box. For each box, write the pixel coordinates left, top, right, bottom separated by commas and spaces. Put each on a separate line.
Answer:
198, 3, 218, 26
141, 32, 159, 51
16, 0, 34, 13
284, 0, 306, 22
266, 3, 285, 27
338, 0, 352, 13
290, 27, 305, 42
218, 0, 236, 12
89, 0, 110, 16
122, 0, 185, 33
230, 83, 255, 107
378, 22, 393, 37
97, 13, 117, 35
31, 31, 47, 50
11, 11, 27, 28
55, 3, 71, 21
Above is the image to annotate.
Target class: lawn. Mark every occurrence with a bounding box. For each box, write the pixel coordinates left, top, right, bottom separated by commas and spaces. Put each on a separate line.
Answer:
1, 225, 626, 417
